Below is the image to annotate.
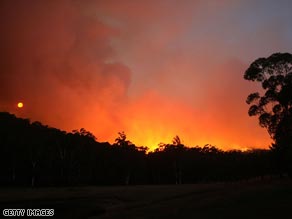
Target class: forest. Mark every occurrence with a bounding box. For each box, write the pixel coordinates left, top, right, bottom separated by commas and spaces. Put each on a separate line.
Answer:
0, 111, 275, 187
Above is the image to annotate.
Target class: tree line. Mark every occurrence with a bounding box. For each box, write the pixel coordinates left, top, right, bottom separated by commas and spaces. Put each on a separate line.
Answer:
0, 112, 273, 187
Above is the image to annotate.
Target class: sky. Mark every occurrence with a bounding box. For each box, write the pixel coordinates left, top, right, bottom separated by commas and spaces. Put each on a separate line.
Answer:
1, 0, 292, 150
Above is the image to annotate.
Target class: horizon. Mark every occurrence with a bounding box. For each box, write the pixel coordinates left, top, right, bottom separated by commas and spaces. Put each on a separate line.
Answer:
0, 111, 268, 152
1, 0, 292, 150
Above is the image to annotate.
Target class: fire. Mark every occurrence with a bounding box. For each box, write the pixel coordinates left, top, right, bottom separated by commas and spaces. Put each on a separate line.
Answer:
116, 91, 271, 151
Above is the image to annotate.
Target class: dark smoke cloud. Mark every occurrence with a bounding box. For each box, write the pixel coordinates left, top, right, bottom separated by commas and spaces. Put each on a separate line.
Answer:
0, 0, 131, 133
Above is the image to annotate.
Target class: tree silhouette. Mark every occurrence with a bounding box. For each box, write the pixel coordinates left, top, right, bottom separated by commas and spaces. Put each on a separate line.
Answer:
244, 52, 292, 175
113, 132, 137, 185
156, 136, 186, 184
0, 112, 274, 186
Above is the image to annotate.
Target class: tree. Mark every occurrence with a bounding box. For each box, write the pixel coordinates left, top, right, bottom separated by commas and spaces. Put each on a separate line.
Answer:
113, 132, 136, 185
244, 52, 292, 174
157, 136, 186, 184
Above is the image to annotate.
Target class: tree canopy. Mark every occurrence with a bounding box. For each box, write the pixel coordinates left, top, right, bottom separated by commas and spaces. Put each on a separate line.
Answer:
244, 52, 292, 174
0, 112, 272, 186
244, 53, 292, 138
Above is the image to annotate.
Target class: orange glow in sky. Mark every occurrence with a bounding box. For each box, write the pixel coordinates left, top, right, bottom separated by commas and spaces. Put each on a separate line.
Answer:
1, 0, 290, 151
119, 91, 271, 150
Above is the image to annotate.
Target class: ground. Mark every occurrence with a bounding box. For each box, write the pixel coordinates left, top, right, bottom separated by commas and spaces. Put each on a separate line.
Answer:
1, 179, 291, 219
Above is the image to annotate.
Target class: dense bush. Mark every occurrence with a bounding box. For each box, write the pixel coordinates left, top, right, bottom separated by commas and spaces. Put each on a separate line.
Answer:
0, 112, 273, 187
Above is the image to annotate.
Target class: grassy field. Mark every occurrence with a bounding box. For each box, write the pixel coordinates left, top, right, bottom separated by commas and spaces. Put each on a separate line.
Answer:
1, 179, 292, 219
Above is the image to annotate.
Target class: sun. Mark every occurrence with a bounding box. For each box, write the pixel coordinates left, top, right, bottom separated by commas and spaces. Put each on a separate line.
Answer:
17, 102, 24, 108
